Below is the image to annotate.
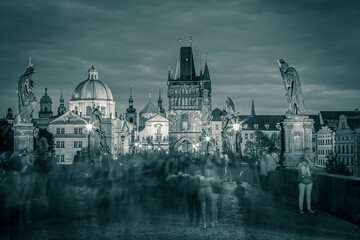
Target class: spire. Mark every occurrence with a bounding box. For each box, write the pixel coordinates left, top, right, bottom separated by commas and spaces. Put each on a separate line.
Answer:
250, 99, 256, 116
60, 89, 64, 103
126, 85, 136, 114
45, 87, 48, 95
58, 90, 66, 115
28, 57, 32, 67
158, 87, 165, 114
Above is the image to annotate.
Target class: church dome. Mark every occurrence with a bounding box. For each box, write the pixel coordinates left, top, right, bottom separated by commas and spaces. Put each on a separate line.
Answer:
40, 87, 52, 103
71, 65, 113, 101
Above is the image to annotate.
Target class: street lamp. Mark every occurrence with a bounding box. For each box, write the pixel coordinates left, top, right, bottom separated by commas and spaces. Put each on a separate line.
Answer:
233, 123, 240, 154
205, 136, 210, 156
86, 123, 93, 153
121, 135, 125, 155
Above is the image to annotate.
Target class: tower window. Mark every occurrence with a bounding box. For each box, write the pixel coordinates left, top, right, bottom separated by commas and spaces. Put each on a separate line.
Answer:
130, 117, 133, 123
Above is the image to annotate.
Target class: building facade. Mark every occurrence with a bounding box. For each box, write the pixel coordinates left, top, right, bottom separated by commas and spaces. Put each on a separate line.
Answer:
167, 45, 212, 152
334, 115, 360, 176
48, 111, 88, 164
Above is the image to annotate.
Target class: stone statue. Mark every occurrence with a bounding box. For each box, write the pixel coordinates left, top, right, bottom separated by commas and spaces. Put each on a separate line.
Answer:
16, 65, 37, 124
278, 59, 305, 116
90, 106, 110, 153
221, 97, 240, 154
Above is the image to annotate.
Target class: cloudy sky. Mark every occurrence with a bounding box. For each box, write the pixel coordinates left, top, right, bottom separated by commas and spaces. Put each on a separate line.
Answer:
0, 0, 359, 117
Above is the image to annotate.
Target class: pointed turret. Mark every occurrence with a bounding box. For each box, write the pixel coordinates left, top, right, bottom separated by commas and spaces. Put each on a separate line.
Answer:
158, 87, 165, 114
250, 99, 256, 116
203, 62, 210, 80
57, 89, 67, 115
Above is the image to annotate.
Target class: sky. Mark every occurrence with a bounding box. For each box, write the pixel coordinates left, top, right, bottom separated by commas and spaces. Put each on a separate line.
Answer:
0, 0, 359, 117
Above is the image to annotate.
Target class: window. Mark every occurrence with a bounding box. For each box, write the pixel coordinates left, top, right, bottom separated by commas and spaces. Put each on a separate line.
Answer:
60, 141, 65, 148
245, 133, 248, 140
254, 124, 258, 129
56, 141, 60, 148
74, 141, 78, 148
86, 106, 92, 116
74, 128, 78, 134
56, 155, 60, 162
265, 124, 270, 129
60, 128, 65, 134
56, 128, 60, 134
250, 133, 254, 139
61, 155, 65, 162
215, 124, 219, 130
79, 141, 82, 148
101, 106, 105, 115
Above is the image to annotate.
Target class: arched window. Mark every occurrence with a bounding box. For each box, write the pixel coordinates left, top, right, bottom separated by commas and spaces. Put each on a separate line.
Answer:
342, 145, 345, 153
101, 106, 105, 115
130, 117, 133, 123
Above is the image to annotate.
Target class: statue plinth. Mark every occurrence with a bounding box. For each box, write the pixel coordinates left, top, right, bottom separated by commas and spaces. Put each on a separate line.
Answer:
13, 122, 34, 155
282, 115, 314, 167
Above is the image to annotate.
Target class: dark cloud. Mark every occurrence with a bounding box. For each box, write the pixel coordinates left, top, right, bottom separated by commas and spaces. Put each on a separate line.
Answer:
0, 0, 359, 117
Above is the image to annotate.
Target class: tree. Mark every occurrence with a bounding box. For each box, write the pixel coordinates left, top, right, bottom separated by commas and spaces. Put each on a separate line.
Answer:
325, 154, 351, 176
0, 118, 14, 152
38, 128, 54, 152
243, 130, 279, 161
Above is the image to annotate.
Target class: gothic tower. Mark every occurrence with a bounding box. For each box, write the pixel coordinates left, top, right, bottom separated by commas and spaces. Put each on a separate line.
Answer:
39, 87, 53, 118
167, 43, 212, 152
126, 86, 137, 124
57, 90, 67, 115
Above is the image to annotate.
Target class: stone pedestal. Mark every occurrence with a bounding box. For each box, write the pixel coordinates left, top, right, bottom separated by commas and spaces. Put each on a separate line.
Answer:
282, 115, 314, 167
13, 123, 34, 155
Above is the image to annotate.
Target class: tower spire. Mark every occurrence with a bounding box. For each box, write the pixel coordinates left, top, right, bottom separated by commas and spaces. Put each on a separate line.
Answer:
251, 99, 256, 116
28, 57, 32, 67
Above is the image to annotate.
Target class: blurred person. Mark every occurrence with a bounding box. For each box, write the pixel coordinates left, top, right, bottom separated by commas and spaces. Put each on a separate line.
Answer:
195, 157, 219, 229
259, 148, 269, 190
297, 148, 315, 214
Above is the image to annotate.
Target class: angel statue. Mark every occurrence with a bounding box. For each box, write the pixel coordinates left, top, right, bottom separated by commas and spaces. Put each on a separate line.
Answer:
90, 105, 102, 129
278, 59, 305, 116
16, 64, 37, 124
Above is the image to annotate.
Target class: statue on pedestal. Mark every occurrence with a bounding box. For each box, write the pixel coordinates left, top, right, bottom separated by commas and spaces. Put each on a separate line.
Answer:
221, 97, 241, 154
278, 59, 305, 117
90, 105, 109, 153
15, 63, 37, 124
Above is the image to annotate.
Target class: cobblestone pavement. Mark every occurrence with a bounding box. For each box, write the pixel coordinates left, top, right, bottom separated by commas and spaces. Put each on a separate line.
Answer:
1, 182, 359, 240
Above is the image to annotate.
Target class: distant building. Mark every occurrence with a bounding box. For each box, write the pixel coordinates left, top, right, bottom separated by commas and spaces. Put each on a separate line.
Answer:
240, 115, 283, 154
36, 88, 54, 129
167, 44, 212, 152
6, 107, 14, 125
48, 110, 88, 164
315, 111, 358, 168
334, 115, 360, 176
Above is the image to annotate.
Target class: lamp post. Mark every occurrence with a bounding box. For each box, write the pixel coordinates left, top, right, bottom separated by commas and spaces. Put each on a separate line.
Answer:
205, 136, 210, 156
120, 135, 125, 155
135, 142, 139, 154
233, 123, 240, 154
86, 123, 93, 153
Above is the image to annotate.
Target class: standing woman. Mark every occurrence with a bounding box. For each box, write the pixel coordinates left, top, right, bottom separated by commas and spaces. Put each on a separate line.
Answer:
297, 148, 315, 214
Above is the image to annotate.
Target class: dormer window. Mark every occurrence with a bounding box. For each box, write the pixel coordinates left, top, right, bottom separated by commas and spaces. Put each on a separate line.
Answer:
265, 124, 270, 129
254, 124, 258, 129
276, 124, 281, 130
243, 124, 248, 129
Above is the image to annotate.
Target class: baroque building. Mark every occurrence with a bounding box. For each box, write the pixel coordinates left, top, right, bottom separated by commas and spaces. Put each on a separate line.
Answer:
167, 45, 212, 152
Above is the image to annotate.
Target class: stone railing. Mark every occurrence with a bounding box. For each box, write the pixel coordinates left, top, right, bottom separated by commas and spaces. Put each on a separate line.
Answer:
239, 164, 360, 225
277, 168, 360, 225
